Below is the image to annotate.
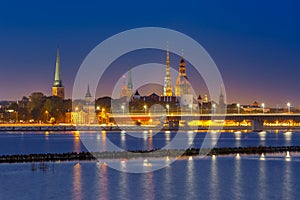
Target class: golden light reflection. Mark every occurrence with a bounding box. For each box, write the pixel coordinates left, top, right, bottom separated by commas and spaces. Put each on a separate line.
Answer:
74, 131, 81, 152
45, 131, 49, 140
148, 130, 153, 150
101, 130, 107, 152
73, 163, 82, 200
99, 162, 108, 200
144, 172, 154, 200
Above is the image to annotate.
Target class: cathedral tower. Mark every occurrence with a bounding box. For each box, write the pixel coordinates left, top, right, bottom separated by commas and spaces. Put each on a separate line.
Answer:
52, 48, 65, 99
163, 48, 173, 96
127, 69, 133, 97
175, 56, 190, 96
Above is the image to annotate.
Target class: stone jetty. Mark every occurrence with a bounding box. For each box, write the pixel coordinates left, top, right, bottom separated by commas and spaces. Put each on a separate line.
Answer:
1, 146, 300, 163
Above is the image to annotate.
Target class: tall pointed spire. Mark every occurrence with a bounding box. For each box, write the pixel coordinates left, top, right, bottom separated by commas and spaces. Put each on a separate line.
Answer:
127, 69, 133, 95
85, 84, 92, 98
54, 47, 62, 87
163, 45, 173, 96
52, 47, 65, 99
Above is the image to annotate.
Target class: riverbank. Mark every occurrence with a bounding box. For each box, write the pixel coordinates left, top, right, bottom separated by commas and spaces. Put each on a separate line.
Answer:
0, 146, 299, 163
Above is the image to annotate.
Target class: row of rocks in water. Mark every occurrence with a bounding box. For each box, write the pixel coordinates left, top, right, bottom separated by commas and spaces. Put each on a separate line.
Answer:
1, 146, 300, 163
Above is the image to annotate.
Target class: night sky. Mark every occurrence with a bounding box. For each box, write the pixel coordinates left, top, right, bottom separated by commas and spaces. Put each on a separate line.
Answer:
0, 0, 300, 107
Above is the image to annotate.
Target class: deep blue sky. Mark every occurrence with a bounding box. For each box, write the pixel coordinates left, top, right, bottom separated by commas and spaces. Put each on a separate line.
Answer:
0, 0, 300, 107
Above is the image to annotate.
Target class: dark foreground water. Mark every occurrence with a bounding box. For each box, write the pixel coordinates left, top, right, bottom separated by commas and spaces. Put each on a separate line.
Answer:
0, 131, 299, 199
0, 157, 300, 200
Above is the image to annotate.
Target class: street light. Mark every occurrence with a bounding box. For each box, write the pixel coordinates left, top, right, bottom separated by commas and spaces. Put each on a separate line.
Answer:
237, 103, 240, 114
143, 105, 147, 114
166, 104, 170, 115
287, 102, 291, 114
262, 103, 265, 114
121, 105, 125, 115
189, 104, 193, 115
45, 110, 49, 122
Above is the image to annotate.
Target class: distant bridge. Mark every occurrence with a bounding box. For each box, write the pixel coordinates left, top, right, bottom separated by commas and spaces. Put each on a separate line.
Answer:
111, 113, 300, 131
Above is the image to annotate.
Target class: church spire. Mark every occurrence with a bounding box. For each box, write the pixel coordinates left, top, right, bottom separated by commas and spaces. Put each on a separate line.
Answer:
127, 69, 133, 95
85, 84, 92, 98
54, 47, 62, 87
163, 45, 173, 96
52, 47, 65, 99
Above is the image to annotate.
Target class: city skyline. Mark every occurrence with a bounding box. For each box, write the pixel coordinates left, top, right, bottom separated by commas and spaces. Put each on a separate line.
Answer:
0, 1, 300, 107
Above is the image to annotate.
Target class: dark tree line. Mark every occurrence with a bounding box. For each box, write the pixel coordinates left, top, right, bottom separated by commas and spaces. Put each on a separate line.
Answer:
1, 92, 72, 123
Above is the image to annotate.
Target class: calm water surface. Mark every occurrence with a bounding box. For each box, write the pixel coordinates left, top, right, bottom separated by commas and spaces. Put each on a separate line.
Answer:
0, 131, 298, 154
0, 157, 300, 200
0, 131, 299, 200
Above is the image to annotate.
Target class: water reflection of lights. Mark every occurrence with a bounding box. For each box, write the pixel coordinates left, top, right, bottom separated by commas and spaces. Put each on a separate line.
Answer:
236, 153, 241, 159
285, 151, 291, 161
260, 153, 265, 160
121, 159, 126, 169
212, 155, 216, 160
74, 131, 81, 152
143, 131, 148, 140
45, 131, 49, 140
73, 163, 82, 200
165, 131, 170, 142
258, 131, 266, 141
97, 133, 101, 140
188, 133, 194, 147
284, 131, 292, 141
143, 159, 152, 167
234, 131, 242, 140
188, 156, 193, 161
97, 161, 108, 200
121, 130, 126, 134
148, 130, 153, 150
121, 132, 126, 141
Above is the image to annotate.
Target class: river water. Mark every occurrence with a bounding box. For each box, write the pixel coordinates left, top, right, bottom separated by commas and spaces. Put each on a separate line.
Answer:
0, 131, 299, 199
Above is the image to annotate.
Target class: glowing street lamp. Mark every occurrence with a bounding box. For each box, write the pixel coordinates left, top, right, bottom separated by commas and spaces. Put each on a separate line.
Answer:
96, 106, 100, 111
45, 110, 49, 121
287, 102, 291, 114
262, 103, 265, 114
237, 103, 240, 114
166, 104, 170, 115
75, 107, 79, 112
143, 105, 147, 114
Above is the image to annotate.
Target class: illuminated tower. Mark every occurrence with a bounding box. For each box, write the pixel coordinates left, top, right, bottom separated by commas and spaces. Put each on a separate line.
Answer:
175, 56, 192, 106
175, 56, 190, 96
163, 48, 172, 96
218, 84, 226, 113
127, 69, 133, 97
83, 84, 95, 124
85, 84, 92, 103
52, 48, 65, 99
120, 75, 128, 98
